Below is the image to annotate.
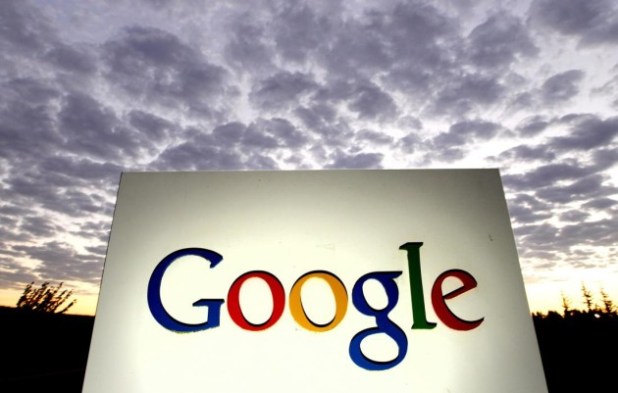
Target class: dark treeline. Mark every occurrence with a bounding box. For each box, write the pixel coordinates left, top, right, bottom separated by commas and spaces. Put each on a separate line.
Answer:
2, 287, 617, 392
533, 286, 618, 392
1, 307, 94, 391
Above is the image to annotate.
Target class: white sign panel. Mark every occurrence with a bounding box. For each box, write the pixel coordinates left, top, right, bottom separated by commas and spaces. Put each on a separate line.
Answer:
83, 170, 547, 393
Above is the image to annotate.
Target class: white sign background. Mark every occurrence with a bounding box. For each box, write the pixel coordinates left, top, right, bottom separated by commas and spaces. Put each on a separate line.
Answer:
83, 169, 548, 393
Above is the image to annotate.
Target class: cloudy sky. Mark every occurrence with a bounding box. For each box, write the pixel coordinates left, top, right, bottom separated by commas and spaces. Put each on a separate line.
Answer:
1, 0, 616, 315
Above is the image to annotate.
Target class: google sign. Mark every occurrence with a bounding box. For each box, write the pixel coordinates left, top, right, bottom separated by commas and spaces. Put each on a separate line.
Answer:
84, 170, 548, 393
147, 242, 483, 370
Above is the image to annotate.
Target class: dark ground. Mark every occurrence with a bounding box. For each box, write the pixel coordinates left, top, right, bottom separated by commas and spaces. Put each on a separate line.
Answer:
532, 310, 618, 392
1, 306, 616, 392
1, 307, 94, 392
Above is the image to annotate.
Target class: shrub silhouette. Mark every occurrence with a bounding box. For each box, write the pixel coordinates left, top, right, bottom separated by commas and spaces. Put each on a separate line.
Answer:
16, 281, 77, 314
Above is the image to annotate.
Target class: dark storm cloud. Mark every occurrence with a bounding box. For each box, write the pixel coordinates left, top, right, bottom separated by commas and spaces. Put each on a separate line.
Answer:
6, 175, 64, 208
326, 150, 384, 169
246, 118, 308, 149
337, 129, 395, 162
293, 104, 354, 145
0, 0, 99, 94
535, 174, 607, 203
250, 1, 535, 121
242, 122, 285, 149
503, 136, 618, 263
5, 173, 110, 219
273, 2, 332, 63
398, 116, 423, 131
508, 92, 535, 112
211, 122, 246, 145
71, 220, 113, 245
319, 12, 393, 78
498, 114, 617, 208
427, 119, 505, 161
152, 132, 244, 170
0, 218, 29, 243
494, 145, 556, 162
515, 213, 617, 263
294, 105, 337, 130
19, 215, 60, 238
513, 223, 560, 252
141, 0, 174, 7
376, 3, 460, 97
497, 114, 617, 166
582, 197, 617, 209
0, 78, 63, 161
0, 258, 38, 289
509, 70, 587, 112
507, 194, 554, 224
449, 119, 505, 139
431, 73, 506, 116
591, 147, 618, 171
528, 0, 618, 46
301, 0, 462, 109
59, 92, 143, 160
244, 154, 279, 170
225, 17, 274, 73
152, 133, 274, 170
250, 71, 319, 111
516, 115, 550, 136
12, 241, 102, 283
0, 0, 53, 54
3, 77, 60, 105
57, 190, 108, 216
85, 245, 109, 258
559, 218, 618, 248
396, 133, 422, 154
560, 210, 590, 222
311, 79, 399, 121
154, 117, 308, 170
44, 43, 98, 75
0, 205, 30, 218
500, 122, 617, 256
103, 26, 231, 116
356, 129, 394, 145
541, 70, 585, 103
211, 119, 309, 149
40, 156, 123, 185
502, 163, 591, 190
347, 82, 399, 121
128, 110, 176, 145
467, 12, 538, 69
552, 115, 618, 150
379, 1, 458, 66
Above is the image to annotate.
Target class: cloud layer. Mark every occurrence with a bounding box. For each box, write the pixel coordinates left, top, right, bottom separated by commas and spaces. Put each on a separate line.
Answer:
0, 0, 616, 308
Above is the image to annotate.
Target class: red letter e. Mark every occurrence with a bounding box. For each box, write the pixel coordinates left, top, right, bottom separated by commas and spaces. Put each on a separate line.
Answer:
431, 269, 483, 331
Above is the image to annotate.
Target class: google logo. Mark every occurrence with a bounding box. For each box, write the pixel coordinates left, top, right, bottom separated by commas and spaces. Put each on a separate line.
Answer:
147, 242, 484, 371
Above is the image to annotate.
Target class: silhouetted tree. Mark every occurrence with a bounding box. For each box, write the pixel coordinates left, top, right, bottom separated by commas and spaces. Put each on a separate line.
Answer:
16, 281, 77, 314
560, 292, 572, 317
580, 283, 595, 313
600, 288, 615, 315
